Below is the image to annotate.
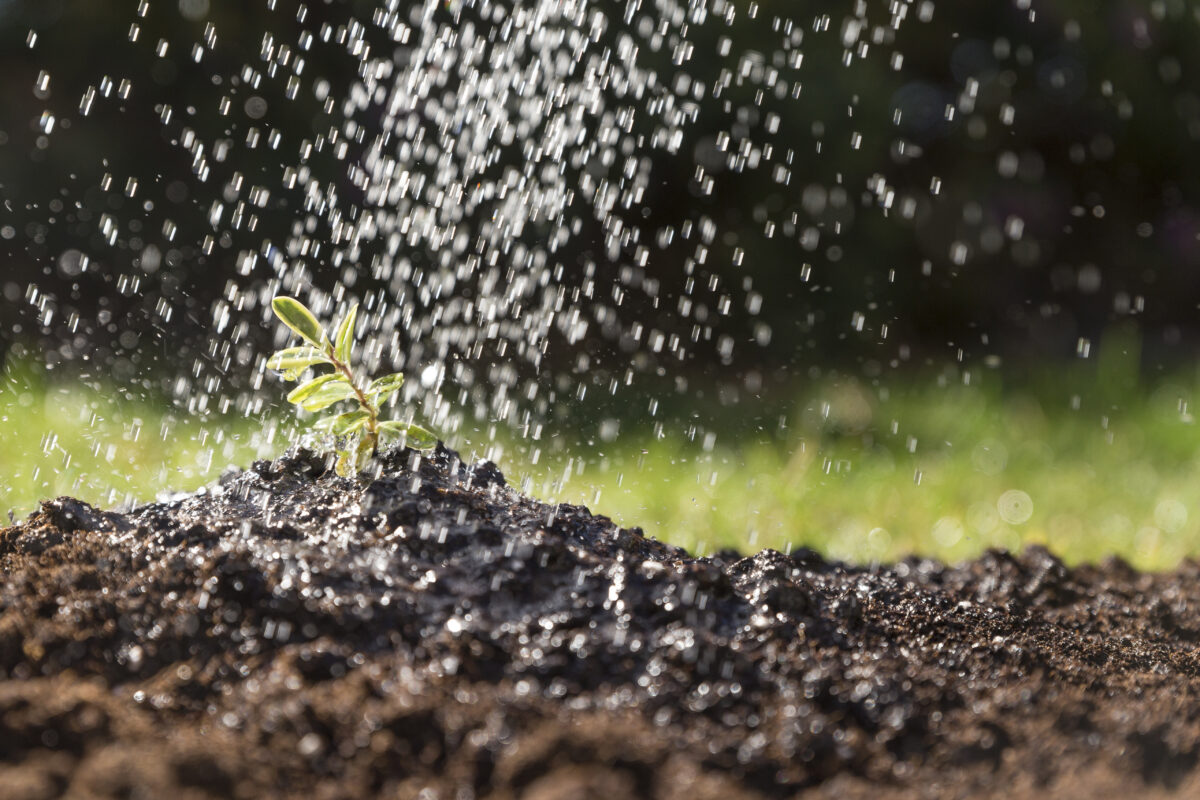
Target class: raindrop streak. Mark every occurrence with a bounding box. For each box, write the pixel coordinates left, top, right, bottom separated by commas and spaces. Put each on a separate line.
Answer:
18, 0, 973, 452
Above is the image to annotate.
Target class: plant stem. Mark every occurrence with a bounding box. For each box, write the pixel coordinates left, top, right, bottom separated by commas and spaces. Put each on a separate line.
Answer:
326, 346, 380, 453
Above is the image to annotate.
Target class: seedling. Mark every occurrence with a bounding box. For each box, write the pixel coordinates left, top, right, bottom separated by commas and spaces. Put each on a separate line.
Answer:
268, 295, 436, 475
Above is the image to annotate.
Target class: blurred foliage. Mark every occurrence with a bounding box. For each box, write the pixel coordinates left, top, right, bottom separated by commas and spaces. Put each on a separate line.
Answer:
0, 0, 376, 378
2, 0, 1200, 384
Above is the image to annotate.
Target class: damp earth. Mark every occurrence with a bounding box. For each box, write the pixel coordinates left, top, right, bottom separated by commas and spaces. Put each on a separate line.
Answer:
4, 446, 1200, 799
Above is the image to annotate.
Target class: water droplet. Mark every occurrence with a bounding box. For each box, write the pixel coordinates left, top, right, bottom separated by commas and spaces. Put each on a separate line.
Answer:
997, 490, 1034, 525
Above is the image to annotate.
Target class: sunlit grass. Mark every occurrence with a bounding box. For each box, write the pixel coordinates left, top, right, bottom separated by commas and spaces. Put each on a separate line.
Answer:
531, 379, 1200, 571
0, 362, 288, 517
498, 359, 1200, 571
6, 356, 1200, 570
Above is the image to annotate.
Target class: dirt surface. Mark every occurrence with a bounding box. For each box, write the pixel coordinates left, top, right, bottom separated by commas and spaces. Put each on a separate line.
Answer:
4, 445, 1200, 799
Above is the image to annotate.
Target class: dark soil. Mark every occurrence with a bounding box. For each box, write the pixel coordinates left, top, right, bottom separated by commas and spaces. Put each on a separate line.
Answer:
4, 446, 1200, 799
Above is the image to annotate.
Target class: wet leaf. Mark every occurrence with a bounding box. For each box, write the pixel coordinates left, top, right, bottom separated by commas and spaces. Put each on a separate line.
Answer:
272, 296, 328, 348
298, 380, 359, 412
267, 347, 329, 376
333, 303, 358, 364
313, 409, 369, 435
286, 373, 345, 405
334, 449, 352, 477
367, 372, 405, 405
355, 436, 375, 470
378, 420, 437, 449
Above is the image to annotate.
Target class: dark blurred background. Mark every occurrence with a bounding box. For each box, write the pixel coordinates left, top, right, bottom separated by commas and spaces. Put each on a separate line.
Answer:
2, 0, 1199, 395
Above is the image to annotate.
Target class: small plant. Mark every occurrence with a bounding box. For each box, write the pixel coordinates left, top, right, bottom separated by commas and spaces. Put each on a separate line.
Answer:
267, 295, 436, 475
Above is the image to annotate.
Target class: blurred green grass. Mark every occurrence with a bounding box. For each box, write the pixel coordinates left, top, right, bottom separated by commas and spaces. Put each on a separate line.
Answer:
6, 355, 1200, 570
0, 362, 285, 516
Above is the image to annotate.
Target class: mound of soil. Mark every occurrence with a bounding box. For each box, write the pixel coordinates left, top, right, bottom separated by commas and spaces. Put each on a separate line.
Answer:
4, 446, 1200, 799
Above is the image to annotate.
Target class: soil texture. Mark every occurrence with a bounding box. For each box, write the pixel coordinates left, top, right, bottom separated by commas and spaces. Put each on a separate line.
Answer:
4, 445, 1200, 799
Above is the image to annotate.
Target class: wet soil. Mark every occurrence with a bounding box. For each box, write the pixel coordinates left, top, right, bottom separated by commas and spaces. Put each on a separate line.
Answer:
4, 445, 1200, 798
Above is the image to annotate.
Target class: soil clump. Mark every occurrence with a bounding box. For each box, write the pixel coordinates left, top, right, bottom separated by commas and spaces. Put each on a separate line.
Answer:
4, 445, 1200, 798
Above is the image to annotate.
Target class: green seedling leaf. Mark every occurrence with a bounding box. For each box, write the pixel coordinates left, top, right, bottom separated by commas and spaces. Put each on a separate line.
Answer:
355, 437, 375, 471
272, 296, 328, 348
298, 380, 359, 412
268, 295, 437, 469
312, 409, 369, 435
333, 303, 358, 364
267, 347, 329, 376
286, 373, 345, 405
367, 372, 405, 405
378, 420, 437, 449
